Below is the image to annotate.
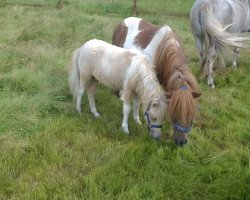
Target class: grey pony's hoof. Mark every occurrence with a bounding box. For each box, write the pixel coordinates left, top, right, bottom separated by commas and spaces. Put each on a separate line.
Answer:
208, 83, 215, 89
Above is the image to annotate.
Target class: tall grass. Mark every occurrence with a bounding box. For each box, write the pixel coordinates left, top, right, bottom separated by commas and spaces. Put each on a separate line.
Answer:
0, 0, 249, 199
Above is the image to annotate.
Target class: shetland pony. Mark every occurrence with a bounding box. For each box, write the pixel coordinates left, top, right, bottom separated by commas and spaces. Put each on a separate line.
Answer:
190, 0, 250, 88
68, 39, 167, 138
112, 17, 201, 146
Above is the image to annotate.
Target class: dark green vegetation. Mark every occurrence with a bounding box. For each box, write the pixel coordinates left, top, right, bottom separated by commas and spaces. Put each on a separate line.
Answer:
0, 0, 249, 199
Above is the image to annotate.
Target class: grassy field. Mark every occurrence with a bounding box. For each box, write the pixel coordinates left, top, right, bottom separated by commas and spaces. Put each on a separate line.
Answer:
0, 0, 249, 199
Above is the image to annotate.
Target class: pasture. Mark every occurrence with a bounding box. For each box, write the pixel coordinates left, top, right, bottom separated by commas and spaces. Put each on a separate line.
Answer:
0, 0, 249, 199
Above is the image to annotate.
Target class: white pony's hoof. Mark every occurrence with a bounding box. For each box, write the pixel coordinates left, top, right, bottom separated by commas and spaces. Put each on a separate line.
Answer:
122, 127, 130, 134
135, 119, 142, 125
93, 112, 100, 118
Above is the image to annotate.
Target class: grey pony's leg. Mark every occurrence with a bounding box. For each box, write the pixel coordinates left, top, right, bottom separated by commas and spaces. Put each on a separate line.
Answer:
194, 34, 204, 62
207, 56, 216, 88
194, 33, 207, 78
87, 78, 100, 118
190, 8, 204, 62
206, 45, 217, 89
232, 47, 239, 69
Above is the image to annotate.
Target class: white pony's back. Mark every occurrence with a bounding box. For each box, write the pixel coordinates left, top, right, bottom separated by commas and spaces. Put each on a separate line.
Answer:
77, 39, 144, 90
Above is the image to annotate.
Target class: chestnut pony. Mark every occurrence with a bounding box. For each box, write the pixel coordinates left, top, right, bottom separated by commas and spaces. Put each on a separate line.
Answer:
112, 17, 201, 146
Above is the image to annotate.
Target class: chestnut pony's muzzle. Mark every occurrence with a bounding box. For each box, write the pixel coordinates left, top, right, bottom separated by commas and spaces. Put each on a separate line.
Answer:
173, 122, 191, 146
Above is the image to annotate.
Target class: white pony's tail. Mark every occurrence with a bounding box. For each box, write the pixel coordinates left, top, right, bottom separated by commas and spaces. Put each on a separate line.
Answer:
68, 48, 80, 98
200, 0, 250, 61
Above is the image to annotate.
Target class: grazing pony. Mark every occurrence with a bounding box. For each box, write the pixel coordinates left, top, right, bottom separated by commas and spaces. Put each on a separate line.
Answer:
68, 39, 166, 138
190, 0, 250, 88
112, 17, 201, 146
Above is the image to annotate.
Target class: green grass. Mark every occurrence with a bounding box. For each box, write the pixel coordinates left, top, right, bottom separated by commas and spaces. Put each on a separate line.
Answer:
0, 0, 249, 199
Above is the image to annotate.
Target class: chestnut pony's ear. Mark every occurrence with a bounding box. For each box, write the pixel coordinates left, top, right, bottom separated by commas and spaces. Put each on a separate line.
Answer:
192, 91, 201, 98
166, 92, 173, 99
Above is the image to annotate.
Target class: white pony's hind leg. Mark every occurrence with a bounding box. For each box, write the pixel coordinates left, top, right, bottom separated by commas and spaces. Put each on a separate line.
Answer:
232, 47, 239, 70
76, 71, 91, 115
133, 96, 141, 124
87, 78, 100, 118
76, 86, 85, 114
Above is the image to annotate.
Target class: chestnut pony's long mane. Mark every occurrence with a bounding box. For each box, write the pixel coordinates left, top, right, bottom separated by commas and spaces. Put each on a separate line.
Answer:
154, 32, 199, 127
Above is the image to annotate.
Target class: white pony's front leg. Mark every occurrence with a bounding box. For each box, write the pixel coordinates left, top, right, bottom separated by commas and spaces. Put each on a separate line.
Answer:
122, 103, 131, 134
133, 96, 141, 124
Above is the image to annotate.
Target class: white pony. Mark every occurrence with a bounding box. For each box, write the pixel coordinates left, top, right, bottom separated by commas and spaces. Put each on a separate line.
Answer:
68, 39, 167, 138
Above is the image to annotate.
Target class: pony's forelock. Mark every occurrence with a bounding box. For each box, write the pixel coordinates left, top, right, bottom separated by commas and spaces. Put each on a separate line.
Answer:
130, 57, 166, 112
168, 89, 198, 127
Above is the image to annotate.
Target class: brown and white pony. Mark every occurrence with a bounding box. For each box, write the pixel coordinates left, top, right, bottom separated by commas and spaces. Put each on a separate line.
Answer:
112, 17, 201, 146
68, 39, 166, 139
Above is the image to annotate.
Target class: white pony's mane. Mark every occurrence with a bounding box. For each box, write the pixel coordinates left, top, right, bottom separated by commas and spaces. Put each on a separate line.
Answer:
129, 55, 166, 110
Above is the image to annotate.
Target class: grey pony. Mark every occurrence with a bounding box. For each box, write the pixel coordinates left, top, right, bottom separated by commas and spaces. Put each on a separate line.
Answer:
190, 0, 250, 88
